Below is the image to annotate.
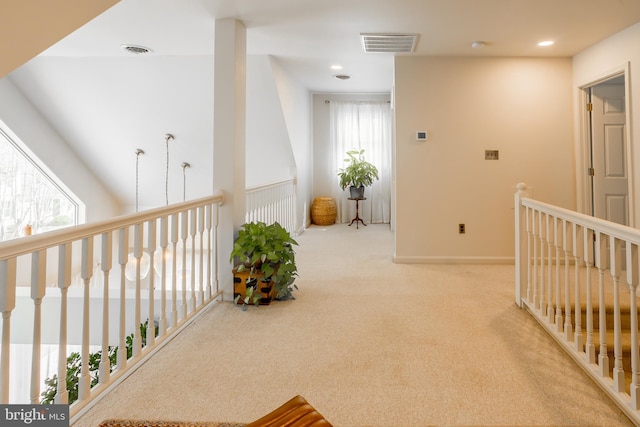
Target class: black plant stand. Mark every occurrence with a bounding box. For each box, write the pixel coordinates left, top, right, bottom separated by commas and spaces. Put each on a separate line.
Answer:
348, 197, 366, 229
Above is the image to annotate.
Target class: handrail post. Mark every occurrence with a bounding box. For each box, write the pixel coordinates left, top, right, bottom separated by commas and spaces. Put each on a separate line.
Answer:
514, 183, 529, 307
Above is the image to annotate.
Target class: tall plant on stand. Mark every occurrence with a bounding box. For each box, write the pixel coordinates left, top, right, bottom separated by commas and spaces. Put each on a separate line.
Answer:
337, 149, 379, 199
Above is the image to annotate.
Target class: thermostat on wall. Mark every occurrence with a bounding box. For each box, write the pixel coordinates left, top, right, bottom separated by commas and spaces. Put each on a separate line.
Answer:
416, 131, 428, 141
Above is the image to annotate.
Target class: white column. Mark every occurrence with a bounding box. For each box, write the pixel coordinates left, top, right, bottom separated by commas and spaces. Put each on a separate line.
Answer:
213, 18, 246, 301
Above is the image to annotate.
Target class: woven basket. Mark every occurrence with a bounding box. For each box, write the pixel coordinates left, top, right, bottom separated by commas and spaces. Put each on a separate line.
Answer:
311, 197, 337, 225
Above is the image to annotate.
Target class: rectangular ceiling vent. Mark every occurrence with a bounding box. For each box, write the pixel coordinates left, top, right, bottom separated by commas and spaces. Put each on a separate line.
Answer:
360, 33, 418, 53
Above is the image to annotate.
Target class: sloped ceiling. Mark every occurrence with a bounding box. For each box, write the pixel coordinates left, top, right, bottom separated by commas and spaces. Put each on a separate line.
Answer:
6, 0, 640, 211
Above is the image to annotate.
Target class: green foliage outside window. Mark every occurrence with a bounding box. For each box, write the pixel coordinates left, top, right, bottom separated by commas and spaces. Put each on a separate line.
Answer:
40, 319, 158, 405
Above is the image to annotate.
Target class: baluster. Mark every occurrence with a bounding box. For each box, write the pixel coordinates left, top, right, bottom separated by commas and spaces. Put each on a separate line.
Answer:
610, 237, 624, 391
198, 206, 205, 305
627, 242, 640, 409
55, 243, 71, 404
117, 228, 128, 370
180, 211, 188, 319
573, 223, 583, 352
553, 216, 563, 331
158, 216, 169, 337
78, 237, 94, 401
132, 224, 143, 357
546, 213, 553, 322
170, 213, 179, 327
562, 220, 572, 340
30, 250, 46, 404
213, 203, 220, 296
189, 208, 197, 311
205, 204, 213, 300
532, 209, 538, 308
147, 219, 156, 348
99, 233, 112, 384
292, 180, 298, 234
0, 258, 16, 403
525, 207, 532, 303
584, 228, 596, 364
595, 232, 609, 377
537, 210, 545, 314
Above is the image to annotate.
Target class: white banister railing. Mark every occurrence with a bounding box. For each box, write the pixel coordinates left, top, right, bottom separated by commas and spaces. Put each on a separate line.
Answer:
0, 192, 223, 421
246, 179, 296, 234
514, 183, 640, 424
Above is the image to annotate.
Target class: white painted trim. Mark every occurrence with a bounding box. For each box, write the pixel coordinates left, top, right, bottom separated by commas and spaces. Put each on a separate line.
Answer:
577, 63, 634, 227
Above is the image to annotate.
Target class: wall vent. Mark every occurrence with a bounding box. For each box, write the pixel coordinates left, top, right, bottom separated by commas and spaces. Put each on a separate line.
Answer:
121, 44, 153, 55
360, 33, 418, 53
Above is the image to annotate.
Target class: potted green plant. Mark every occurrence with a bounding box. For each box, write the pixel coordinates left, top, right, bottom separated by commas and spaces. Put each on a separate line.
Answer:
337, 149, 379, 199
230, 221, 299, 307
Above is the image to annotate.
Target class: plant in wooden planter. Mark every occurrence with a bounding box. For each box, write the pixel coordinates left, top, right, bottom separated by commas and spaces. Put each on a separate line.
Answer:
230, 221, 299, 307
337, 149, 379, 199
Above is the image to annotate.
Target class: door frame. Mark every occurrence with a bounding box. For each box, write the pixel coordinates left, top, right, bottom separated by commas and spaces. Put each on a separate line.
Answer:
578, 62, 634, 227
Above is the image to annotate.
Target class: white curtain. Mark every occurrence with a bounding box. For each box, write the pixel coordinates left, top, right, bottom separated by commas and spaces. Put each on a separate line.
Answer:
329, 101, 392, 224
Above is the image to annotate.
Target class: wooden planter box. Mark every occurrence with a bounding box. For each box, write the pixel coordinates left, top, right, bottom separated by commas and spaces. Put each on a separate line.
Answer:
233, 267, 274, 305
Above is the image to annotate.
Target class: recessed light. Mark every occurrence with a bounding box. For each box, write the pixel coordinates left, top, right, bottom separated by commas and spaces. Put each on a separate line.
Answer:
471, 41, 486, 49
537, 40, 554, 47
331, 65, 343, 70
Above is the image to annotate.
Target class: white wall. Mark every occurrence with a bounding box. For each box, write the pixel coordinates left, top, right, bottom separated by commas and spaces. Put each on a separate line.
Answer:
573, 22, 640, 227
246, 55, 297, 188
0, 78, 118, 222
270, 57, 313, 232
394, 56, 574, 263
312, 93, 391, 199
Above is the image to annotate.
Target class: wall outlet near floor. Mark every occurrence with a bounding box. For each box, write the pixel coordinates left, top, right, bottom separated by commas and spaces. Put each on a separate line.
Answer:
459, 223, 466, 234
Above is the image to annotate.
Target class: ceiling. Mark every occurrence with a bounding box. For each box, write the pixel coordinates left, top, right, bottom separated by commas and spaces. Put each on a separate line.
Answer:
7, 0, 640, 210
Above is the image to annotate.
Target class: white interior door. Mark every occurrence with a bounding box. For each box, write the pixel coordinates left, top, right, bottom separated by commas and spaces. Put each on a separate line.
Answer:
590, 83, 628, 226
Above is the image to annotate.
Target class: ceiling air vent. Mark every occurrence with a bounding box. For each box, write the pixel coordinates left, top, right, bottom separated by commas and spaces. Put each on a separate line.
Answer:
360, 33, 418, 53
121, 44, 153, 55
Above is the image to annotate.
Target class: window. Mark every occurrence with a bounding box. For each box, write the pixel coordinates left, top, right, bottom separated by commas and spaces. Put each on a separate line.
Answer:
0, 126, 81, 241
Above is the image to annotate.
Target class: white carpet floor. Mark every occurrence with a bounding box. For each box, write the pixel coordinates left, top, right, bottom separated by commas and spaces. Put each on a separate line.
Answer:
73, 224, 634, 427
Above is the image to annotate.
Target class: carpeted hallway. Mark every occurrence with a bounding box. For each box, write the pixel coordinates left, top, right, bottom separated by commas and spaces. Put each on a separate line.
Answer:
73, 224, 634, 427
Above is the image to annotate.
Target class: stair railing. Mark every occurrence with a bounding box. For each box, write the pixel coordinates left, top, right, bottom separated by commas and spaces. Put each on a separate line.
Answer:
245, 179, 296, 234
0, 192, 223, 420
515, 183, 640, 424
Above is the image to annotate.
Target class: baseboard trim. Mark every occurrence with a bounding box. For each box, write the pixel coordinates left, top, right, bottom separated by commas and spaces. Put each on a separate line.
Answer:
393, 255, 514, 265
